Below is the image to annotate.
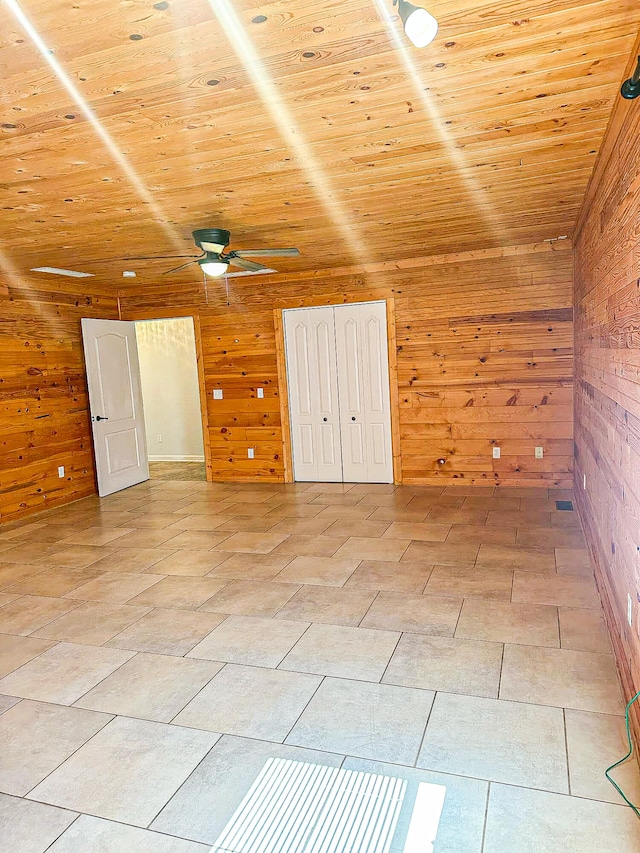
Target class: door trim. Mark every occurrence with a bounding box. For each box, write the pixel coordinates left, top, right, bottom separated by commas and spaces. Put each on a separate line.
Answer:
274, 298, 402, 485
192, 315, 213, 481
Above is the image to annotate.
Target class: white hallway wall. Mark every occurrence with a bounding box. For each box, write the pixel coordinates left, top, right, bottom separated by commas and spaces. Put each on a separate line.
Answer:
136, 317, 205, 461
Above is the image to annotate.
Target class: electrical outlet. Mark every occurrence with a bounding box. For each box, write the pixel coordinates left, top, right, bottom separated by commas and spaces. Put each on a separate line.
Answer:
157, 433, 163, 443
57, 466, 65, 478
257, 387, 264, 399
535, 446, 544, 459
247, 448, 255, 459
492, 447, 501, 459
213, 389, 223, 400
628, 593, 633, 627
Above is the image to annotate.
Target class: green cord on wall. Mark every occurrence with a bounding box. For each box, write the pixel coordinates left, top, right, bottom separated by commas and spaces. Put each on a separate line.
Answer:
605, 690, 640, 819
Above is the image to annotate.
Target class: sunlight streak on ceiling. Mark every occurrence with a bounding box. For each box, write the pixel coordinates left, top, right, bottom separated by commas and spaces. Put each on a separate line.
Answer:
208, 0, 370, 263
372, 0, 511, 244
5, 0, 183, 254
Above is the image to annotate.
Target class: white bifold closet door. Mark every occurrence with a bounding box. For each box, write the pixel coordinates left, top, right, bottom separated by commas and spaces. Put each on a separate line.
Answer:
284, 301, 393, 483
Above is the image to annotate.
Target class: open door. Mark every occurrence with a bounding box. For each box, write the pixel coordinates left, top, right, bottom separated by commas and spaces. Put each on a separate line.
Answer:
81, 318, 149, 497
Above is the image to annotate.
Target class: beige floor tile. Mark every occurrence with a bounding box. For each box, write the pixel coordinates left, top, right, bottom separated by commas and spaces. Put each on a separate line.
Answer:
280, 623, 400, 682
368, 507, 429, 523
48, 815, 210, 852
559, 607, 612, 653
32, 601, 151, 646
463, 496, 521, 511
37, 545, 116, 569
344, 559, 433, 593
174, 664, 321, 741
0, 700, 111, 795
565, 709, 640, 805
208, 516, 279, 533
286, 677, 434, 764
6, 567, 104, 598
456, 599, 560, 647
214, 502, 275, 518
145, 550, 230, 577
106, 608, 225, 656
314, 505, 375, 520
120, 513, 190, 529
0, 642, 135, 705
476, 544, 556, 572
361, 591, 462, 636
0, 635, 56, 678
323, 519, 391, 538
446, 524, 517, 545
0, 591, 20, 606
0, 562, 50, 589
152, 531, 230, 551
206, 552, 293, 581
28, 716, 218, 828
272, 534, 348, 557
199, 579, 300, 617
424, 565, 513, 600
424, 508, 489, 525
58, 527, 135, 546
90, 547, 177, 573
418, 692, 568, 791
264, 504, 327, 520
401, 541, 479, 567
0, 695, 19, 714
13, 524, 95, 544
500, 644, 623, 714
75, 652, 222, 722
555, 547, 593, 576
115, 528, 185, 548
267, 517, 335, 536
512, 571, 600, 609
276, 585, 377, 627
551, 511, 582, 529
343, 758, 488, 853
209, 531, 289, 554
334, 536, 411, 562
0, 594, 80, 636
64, 571, 164, 604
0, 794, 77, 853
163, 516, 227, 532
383, 633, 503, 698
518, 527, 585, 549
310, 492, 369, 506
188, 615, 309, 667
128, 576, 228, 610
443, 486, 494, 496
0, 542, 65, 565
412, 495, 465, 511
381, 522, 450, 542
486, 510, 551, 527
151, 735, 343, 846
483, 784, 640, 853
274, 555, 360, 586
0, 521, 48, 541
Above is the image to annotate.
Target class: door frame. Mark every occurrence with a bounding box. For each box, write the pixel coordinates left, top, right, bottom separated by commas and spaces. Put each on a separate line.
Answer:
274, 298, 402, 485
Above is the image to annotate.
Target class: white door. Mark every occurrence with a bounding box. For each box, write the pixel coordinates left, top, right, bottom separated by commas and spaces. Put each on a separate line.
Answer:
81, 319, 149, 497
335, 302, 393, 483
284, 302, 393, 484
284, 307, 343, 482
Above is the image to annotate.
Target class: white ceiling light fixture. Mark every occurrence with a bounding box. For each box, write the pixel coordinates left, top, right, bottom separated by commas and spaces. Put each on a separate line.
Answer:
30, 266, 94, 278
198, 254, 229, 277
397, 0, 438, 48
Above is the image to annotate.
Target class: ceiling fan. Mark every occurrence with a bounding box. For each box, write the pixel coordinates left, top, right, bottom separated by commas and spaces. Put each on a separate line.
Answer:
164, 229, 300, 277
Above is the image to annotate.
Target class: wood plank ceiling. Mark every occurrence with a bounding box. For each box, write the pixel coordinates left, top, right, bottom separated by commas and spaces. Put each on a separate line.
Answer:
0, 0, 637, 287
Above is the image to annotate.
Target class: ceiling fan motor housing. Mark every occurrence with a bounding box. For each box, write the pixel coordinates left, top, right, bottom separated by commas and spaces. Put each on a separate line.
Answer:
192, 228, 230, 253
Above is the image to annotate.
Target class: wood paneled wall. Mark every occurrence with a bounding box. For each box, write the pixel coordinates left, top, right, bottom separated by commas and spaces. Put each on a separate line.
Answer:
573, 54, 640, 744
120, 240, 574, 487
0, 274, 118, 522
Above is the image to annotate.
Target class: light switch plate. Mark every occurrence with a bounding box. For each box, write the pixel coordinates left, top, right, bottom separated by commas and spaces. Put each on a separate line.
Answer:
492, 447, 501, 459
213, 389, 223, 400
257, 387, 264, 399
57, 466, 65, 478
248, 448, 255, 459
535, 446, 544, 458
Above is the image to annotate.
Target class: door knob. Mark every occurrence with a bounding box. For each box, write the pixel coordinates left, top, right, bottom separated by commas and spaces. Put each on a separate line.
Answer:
351, 416, 356, 421
323, 417, 328, 422
95, 415, 109, 421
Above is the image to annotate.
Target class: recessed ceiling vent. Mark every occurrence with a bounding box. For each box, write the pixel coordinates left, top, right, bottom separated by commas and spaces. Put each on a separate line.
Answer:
30, 266, 95, 278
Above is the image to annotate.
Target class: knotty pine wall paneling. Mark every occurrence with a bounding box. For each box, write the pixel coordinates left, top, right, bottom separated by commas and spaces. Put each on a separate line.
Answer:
573, 54, 640, 747
119, 240, 574, 488
0, 276, 118, 522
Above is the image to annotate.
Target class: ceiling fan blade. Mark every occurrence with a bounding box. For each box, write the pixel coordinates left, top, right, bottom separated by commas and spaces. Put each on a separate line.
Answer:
163, 258, 202, 275
228, 256, 268, 273
80, 254, 198, 265
234, 248, 300, 258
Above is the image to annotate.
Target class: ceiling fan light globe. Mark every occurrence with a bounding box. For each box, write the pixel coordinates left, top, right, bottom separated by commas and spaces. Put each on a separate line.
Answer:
199, 259, 229, 276
400, 2, 438, 48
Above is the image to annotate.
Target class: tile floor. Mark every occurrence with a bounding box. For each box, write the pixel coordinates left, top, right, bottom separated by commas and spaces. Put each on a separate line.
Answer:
0, 467, 639, 852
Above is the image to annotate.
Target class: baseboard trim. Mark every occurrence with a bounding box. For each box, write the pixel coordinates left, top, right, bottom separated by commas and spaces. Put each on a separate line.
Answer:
148, 455, 205, 462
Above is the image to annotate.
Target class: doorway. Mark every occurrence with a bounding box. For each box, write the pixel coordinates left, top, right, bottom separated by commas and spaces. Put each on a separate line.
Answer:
81, 316, 208, 496
283, 301, 394, 484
